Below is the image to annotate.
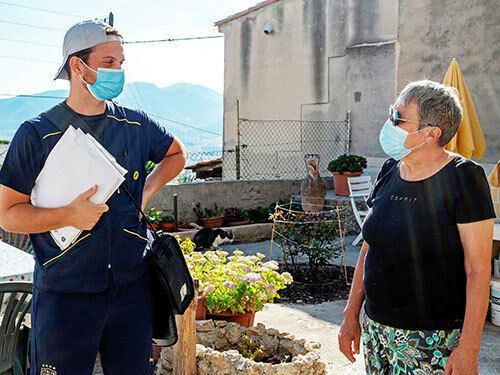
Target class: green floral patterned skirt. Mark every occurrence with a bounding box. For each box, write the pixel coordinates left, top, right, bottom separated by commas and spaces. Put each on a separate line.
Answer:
362, 312, 461, 375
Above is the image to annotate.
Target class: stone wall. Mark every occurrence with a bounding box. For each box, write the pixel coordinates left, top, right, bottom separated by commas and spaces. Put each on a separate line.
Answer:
146, 178, 334, 222
156, 320, 326, 375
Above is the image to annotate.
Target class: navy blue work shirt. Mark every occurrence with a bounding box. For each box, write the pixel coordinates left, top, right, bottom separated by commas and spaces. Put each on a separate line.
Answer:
0, 100, 174, 293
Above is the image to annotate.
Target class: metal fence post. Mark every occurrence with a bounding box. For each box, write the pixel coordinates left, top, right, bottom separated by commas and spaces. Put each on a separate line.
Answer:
236, 99, 241, 180
345, 111, 351, 154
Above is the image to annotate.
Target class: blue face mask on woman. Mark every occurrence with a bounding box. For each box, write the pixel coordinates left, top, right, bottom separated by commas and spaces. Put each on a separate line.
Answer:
379, 107, 428, 160
79, 59, 125, 101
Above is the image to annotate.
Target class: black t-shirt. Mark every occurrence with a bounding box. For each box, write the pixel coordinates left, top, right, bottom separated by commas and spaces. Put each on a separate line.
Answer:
61, 101, 106, 139
362, 156, 495, 330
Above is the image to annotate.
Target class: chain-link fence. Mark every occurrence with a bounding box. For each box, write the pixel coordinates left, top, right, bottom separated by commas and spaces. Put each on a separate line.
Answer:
223, 112, 350, 180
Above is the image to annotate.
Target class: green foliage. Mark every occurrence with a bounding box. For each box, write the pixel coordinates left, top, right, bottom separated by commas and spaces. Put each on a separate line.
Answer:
146, 208, 163, 224
224, 207, 249, 222
327, 154, 367, 174
244, 206, 272, 223
245, 200, 300, 223
178, 217, 194, 229
193, 202, 224, 218
180, 244, 293, 314
159, 214, 174, 223
234, 335, 292, 364
0, 139, 10, 144
272, 206, 347, 279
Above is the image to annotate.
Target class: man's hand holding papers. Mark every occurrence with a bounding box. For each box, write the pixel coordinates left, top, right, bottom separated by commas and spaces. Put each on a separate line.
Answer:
67, 185, 109, 231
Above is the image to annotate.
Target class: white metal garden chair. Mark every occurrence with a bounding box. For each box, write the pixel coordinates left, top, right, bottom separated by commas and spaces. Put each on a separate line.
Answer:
347, 175, 373, 246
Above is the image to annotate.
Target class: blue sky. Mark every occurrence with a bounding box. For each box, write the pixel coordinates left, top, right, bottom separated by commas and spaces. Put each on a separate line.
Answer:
0, 0, 258, 96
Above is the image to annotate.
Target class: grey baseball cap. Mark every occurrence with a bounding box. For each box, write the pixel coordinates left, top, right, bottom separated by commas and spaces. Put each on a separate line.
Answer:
54, 20, 122, 80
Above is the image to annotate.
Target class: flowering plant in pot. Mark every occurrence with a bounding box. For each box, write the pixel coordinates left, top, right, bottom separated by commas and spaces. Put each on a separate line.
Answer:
146, 208, 162, 230
193, 202, 225, 228
327, 154, 367, 196
181, 243, 293, 327
159, 214, 175, 232
224, 207, 250, 226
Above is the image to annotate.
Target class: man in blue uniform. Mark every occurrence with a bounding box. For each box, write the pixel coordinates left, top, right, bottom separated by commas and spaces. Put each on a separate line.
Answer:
0, 20, 188, 374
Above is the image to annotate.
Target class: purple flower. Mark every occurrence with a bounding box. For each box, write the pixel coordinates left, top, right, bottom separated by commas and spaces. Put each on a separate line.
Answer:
243, 266, 252, 272
223, 281, 236, 290
245, 273, 262, 282
266, 284, 277, 293
236, 275, 245, 281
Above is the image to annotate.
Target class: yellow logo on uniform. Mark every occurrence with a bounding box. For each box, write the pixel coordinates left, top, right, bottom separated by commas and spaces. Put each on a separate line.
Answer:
41, 364, 57, 375
133, 171, 139, 180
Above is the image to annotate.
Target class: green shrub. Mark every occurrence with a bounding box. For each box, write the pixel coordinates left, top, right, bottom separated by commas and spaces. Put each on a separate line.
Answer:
327, 154, 367, 174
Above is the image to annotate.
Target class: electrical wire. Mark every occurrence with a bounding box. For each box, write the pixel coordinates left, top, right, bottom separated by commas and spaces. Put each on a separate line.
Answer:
0, 55, 59, 64
0, 93, 65, 99
0, 37, 58, 48
150, 114, 222, 136
0, 1, 89, 18
0, 19, 65, 31
0, 93, 223, 136
124, 35, 223, 44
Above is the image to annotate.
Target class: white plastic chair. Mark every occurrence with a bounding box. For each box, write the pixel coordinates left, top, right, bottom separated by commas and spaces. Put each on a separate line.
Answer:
347, 175, 372, 246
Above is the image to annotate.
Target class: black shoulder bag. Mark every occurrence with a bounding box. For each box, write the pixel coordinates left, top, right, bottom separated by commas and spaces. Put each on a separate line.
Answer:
41, 102, 195, 347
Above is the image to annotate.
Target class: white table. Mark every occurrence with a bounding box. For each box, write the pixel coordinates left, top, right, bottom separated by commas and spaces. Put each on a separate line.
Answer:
0, 240, 34, 282
0, 241, 34, 328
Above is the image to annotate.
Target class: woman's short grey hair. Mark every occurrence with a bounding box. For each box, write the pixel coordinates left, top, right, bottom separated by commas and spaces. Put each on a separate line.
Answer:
396, 80, 463, 147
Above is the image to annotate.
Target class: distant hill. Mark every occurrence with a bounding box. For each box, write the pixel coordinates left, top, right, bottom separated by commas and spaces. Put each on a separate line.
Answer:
0, 82, 223, 154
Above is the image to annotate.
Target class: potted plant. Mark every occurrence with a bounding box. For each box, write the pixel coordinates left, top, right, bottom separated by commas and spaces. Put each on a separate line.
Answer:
193, 202, 224, 228
181, 241, 293, 327
177, 217, 196, 232
327, 154, 367, 196
225, 207, 250, 226
146, 208, 162, 230
159, 214, 175, 232
245, 206, 273, 224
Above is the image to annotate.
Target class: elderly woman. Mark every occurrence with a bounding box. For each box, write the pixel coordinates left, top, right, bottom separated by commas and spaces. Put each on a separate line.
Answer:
338, 80, 495, 374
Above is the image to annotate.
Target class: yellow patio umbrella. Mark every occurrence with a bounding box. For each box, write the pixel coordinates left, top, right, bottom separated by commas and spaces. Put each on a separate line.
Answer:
442, 58, 486, 158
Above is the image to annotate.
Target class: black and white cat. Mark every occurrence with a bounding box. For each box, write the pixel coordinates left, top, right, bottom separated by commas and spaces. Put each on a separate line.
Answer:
193, 228, 234, 250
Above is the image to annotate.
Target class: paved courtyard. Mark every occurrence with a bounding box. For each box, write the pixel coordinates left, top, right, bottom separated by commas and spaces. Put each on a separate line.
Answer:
227, 237, 500, 374
93, 236, 500, 374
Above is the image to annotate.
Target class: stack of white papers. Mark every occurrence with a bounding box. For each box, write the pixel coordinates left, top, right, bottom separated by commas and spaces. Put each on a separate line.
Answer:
30, 126, 127, 250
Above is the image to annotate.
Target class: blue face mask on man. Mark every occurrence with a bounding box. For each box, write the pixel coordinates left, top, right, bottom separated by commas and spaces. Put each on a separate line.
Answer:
79, 59, 125, 101
379, 107, 428, 160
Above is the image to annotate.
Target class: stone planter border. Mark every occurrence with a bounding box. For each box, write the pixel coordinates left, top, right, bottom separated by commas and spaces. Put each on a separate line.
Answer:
156, 320, 326, 375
